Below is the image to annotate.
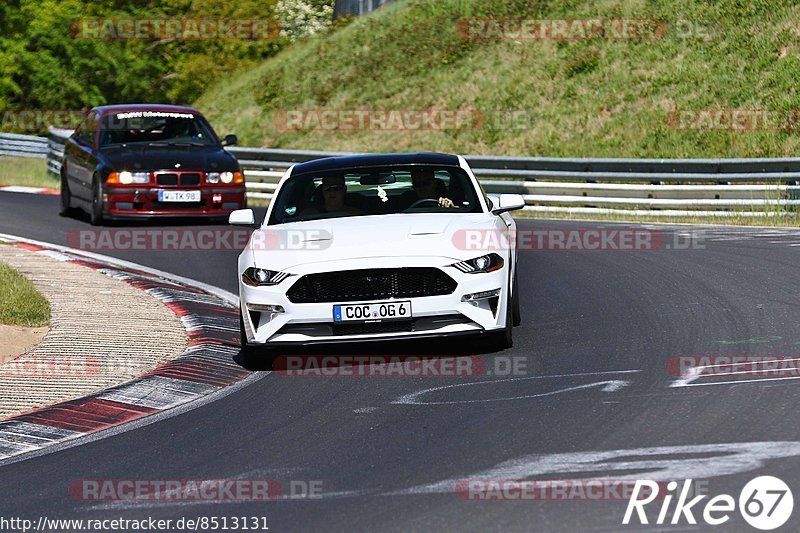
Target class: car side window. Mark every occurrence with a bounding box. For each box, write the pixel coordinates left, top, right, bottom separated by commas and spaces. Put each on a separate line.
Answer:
85, 112, 100, 145
73, 115, 87, 136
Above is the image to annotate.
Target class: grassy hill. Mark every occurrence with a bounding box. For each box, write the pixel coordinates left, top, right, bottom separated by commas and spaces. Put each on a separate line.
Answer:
196, 0, 800, 158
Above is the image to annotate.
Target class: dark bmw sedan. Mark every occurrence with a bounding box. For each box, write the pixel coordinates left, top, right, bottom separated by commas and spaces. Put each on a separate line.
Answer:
60, 104, 246, 225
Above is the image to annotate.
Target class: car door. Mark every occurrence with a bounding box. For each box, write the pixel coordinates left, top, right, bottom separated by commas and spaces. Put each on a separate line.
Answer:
63, 115, 86, 199
66, 111, 99, 201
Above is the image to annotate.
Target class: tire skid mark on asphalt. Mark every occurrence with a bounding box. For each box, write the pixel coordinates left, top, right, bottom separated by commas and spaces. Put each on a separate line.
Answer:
392, 370, 640, 406
0, 240, 251, 462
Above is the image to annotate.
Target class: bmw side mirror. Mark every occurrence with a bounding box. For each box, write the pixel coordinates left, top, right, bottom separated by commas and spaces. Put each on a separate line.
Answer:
229, 209, 255, 227
221, 134, 238, 146
490, 194, 526, 215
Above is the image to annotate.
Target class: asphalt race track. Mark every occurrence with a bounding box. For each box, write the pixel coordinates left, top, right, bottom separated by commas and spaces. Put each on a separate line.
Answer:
3, 189, 800, 531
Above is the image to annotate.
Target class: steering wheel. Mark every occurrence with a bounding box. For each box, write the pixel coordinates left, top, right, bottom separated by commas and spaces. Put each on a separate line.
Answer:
405, 198, 441, 210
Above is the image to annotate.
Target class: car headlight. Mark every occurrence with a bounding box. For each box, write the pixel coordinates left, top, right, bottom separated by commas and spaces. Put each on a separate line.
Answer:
207, 171, 237, 184
118, 171, 150, 184
242, 267, 290, 286
452, 253, 504, 273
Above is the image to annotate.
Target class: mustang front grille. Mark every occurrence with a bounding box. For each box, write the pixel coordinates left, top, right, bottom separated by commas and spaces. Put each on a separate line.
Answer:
285, 268, 457, 303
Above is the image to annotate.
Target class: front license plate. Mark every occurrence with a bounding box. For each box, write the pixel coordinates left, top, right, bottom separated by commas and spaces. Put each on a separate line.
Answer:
158, 190, 201, 202
333, 301, 412, 323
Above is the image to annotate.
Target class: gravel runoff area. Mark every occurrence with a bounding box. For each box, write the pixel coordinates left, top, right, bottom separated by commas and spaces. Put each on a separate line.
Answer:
0, 246, 188, 419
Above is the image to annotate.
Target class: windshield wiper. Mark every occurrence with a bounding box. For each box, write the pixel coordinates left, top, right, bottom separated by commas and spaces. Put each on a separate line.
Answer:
147, 140, 207, 147
171, 141, 207, 147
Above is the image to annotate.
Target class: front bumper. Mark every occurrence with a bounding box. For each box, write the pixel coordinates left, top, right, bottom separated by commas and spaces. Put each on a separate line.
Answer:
103, 186, 246, 218
239, 259, 509, 346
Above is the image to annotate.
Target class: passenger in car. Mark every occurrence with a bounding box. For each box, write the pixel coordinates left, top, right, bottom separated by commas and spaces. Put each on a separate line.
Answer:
301, 175, 364, 216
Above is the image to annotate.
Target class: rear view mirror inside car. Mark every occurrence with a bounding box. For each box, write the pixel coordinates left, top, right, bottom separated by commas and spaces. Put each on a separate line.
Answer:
360, 173, 396, 186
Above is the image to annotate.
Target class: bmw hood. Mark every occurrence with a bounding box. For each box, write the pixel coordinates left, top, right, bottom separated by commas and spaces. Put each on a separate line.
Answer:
247, 213, 505, 271
100, 145, 239, 172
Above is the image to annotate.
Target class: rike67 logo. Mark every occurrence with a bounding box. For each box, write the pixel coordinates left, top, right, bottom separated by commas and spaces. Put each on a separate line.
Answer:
623, 476, 793, 530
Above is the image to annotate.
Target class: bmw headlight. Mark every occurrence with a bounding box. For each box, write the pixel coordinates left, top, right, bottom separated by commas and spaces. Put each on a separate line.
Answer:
207, 171, 235, 184
452, 253, 504, 273
242, 267, 290, 286
118, 171, 150, 184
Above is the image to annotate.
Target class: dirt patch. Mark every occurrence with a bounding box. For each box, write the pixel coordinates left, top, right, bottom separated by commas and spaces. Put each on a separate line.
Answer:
0, 324, 48, 365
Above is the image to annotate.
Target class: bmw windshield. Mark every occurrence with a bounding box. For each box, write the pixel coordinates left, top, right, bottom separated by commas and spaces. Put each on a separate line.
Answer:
99, 110, 219, 147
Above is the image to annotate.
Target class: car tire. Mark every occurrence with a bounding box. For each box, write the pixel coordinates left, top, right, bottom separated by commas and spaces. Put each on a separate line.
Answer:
512, 266, 521, 327
89, 176, 104, 226
59, 171, 73, 217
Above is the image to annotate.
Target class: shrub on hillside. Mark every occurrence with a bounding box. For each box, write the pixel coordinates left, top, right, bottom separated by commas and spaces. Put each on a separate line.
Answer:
275, 0, 335, 41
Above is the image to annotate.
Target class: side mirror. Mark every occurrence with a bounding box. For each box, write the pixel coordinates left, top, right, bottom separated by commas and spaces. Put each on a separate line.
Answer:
229, 208, 255, 226
490, 194, 525, 215
221, 134, 238, 146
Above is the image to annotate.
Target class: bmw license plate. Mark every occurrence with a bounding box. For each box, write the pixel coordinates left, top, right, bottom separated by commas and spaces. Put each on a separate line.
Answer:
158, 190, 201, 202
333, 301, 412, 323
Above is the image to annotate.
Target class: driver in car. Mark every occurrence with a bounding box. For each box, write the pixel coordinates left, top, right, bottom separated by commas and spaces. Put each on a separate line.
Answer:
398, 167, 457, 209
302, 175, 364, 216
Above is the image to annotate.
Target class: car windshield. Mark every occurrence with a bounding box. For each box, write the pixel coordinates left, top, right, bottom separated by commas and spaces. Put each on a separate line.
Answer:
99, 111, 218, 147
267, 165, 483, 225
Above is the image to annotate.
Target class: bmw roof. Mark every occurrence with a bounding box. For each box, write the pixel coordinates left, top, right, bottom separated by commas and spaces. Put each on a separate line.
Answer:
291, 152, 461, 175
91, 104, 203, 116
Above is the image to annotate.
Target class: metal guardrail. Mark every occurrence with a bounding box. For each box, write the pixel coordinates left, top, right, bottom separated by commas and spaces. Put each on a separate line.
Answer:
1, 129, 798, 216
0, 132, 49, 159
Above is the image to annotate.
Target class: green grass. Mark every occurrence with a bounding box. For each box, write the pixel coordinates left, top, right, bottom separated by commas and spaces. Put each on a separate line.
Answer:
0, 157, 57, 189
196, 0, 800, 158
0, 262, 50, 327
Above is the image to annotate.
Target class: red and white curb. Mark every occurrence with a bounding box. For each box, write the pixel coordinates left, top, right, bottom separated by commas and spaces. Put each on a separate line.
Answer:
0, 185, 59, 195
0, 239, 250, 461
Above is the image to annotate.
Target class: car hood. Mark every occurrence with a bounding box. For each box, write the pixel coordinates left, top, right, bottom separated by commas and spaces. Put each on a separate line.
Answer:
247, 213, 500, 271
100, 145, 238, 172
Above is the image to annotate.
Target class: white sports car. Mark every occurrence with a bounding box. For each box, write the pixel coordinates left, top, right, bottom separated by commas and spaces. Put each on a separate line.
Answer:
229, 152, 525, 359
